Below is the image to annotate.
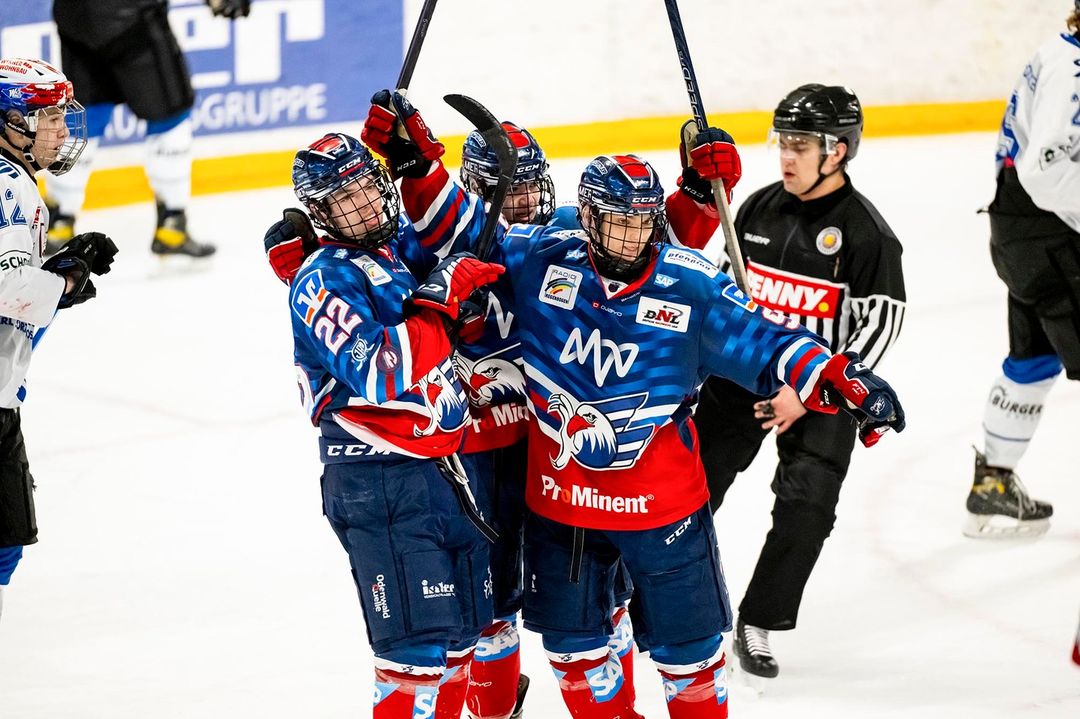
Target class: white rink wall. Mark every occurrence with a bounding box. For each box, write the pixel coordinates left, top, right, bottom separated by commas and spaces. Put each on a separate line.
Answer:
404, 0, 1071, 133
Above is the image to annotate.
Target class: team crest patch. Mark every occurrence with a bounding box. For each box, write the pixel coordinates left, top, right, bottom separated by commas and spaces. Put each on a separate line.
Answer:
636, 297, 692, 333
815, 227, 842, 256
376, 344, 401, 373
353, 255, 392, 286
721, 283, 757, 311
539, 265, 582, 310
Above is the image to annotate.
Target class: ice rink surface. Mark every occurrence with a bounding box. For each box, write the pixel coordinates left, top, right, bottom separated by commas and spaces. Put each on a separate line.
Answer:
1, 132, 1078, 717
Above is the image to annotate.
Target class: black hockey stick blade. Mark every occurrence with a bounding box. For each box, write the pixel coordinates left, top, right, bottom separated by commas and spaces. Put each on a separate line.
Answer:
444, 94, 517, 261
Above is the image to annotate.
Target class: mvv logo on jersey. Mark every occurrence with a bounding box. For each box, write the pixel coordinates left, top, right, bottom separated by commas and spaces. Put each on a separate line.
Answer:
539, 265, 582, 309
636, 297, 692, 333
746, 261, 843, 319
559, 327, 638, 386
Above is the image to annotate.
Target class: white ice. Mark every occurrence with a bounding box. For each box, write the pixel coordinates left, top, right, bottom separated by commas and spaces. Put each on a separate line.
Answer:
0, 133, 1078, 718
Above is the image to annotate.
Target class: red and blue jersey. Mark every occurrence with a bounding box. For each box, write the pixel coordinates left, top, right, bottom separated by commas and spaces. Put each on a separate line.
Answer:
290, 168, 487, 461
492, 224, 832, 530
400, 163, 530, 454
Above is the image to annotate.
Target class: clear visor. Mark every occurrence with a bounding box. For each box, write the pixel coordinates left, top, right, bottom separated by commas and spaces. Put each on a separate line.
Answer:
766, 129, 839, 158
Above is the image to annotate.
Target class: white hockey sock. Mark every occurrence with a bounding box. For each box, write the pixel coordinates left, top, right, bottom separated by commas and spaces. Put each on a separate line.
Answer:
982, 373, 1057, 469
145, 118, 193, 211
47, 137, 99, 216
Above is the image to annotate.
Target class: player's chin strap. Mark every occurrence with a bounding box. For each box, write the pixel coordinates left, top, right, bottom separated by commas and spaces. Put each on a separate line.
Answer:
801, 155, 842, 197
436, 453, 499, 543
0, 120, 45, 173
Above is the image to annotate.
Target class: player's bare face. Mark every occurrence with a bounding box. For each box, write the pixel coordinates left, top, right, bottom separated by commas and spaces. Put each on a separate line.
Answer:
778, 134, 823, 195
328, 176, 386, 239
599, 212, 653, 263
1, 107, 67, 168
504, 180, 541, 223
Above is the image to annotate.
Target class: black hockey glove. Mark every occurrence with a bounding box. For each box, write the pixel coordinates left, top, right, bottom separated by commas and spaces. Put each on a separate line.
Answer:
206, 0, 251, 19
55, 232, 119, 276
42, 255, 95, 309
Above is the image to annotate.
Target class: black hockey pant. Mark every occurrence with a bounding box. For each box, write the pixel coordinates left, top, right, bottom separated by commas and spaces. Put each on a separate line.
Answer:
0, 408, 37, 548
694, 377, 856, 630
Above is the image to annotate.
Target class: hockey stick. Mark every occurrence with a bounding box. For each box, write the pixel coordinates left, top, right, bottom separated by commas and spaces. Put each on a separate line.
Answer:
444, 93, 518, 262
662, 0, 749, 294
396, 0, 439, 94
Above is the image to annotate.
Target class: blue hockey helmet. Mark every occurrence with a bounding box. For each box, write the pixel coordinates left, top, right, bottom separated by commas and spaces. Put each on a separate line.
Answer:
292, 133, 400, 249
461, 121, 555, 224
577, 154, 667, 280
0, 58, 86, 175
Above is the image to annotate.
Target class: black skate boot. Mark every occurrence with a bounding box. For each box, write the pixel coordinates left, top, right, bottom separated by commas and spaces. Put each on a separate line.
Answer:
733, 618, 779, 679
963, 448, 1052, 538
510, 673, 529, 719
44, 197, 74, 256
152, 201, 216, 258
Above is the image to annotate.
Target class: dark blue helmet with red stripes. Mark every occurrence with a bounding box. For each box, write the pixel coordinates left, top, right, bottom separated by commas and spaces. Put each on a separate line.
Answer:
461, 121, 555, 224
292, 133, 400, 248
578, 154, 668, 279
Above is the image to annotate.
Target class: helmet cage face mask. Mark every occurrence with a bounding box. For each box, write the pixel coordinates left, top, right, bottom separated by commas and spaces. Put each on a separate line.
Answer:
460, 122, 555, 224
578, 155, 668, 280
0, 59, 87, 175
311, 168, 400, 248
293, 134, 401, 250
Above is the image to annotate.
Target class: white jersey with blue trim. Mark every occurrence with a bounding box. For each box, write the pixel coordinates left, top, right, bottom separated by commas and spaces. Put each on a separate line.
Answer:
0, 151, 64, 408
493, 223, 833, 530
996, 32, 1080, 232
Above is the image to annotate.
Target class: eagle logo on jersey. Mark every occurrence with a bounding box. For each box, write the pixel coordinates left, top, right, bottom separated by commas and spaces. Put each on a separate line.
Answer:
412, 363, 469, 437
453, 350, 526, 408
543, 391, 655, 470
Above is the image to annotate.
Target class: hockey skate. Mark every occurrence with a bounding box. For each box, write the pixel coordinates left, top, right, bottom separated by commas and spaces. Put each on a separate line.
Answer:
732, 618, 778, 695
43, 196, 74, 256
510, 673, 529, 719
963, 449, 1052, 538
151, 201, 216, 258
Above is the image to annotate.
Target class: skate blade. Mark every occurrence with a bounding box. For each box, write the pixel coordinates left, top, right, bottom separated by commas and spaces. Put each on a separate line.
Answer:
962, 512, 1049, 540
730, 661, 771, 698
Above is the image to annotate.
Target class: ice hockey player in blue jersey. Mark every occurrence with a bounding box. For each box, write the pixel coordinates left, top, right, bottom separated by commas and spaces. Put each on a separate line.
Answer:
271, 112, 507, 718
455, 119, 743, 719
484, 153, 904, 719
0, 58, 117, 620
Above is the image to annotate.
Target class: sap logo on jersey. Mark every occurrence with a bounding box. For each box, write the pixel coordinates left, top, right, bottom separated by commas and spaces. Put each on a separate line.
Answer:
636, 297, 691, 333
585, 654, 626, 703
539, 265, 582, 309
412, 685, 438, 719
654, 273, 678, 288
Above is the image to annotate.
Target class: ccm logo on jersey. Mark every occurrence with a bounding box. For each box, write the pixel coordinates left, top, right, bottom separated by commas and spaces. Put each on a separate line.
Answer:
746, 261, 843, 319
636, 297, 692, 333
539, 265, 582, 309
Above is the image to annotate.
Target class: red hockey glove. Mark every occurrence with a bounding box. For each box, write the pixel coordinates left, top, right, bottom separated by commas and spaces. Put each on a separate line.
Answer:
805, 351, 906, 447
361, 89, 445, 179
264, 208, 320, 286
408, 253, 504, 320
679, 119, 741, 204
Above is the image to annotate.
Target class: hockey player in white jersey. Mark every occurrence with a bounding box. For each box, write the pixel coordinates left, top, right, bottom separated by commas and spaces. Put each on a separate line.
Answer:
0, 58, 117, 618
964, 2, 1080, 538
